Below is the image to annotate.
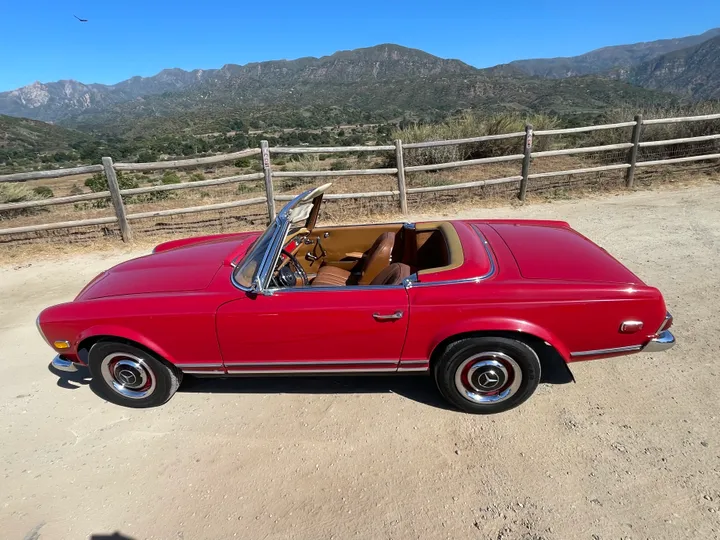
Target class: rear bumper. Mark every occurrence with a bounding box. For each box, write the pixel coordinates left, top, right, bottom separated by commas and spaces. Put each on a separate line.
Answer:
643, 330, 675, 353
52, 355, 79, 373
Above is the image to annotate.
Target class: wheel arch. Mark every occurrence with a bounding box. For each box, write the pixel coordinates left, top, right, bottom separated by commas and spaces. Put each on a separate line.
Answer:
76, 325, 177, 368
429, 327, 574, 384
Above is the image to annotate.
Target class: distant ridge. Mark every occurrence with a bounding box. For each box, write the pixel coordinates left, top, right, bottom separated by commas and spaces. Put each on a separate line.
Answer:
507, 27, 720, 79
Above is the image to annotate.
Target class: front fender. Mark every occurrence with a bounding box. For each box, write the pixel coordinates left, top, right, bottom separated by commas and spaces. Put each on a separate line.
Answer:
76, 324, 178, 365
428, 317, 572, 362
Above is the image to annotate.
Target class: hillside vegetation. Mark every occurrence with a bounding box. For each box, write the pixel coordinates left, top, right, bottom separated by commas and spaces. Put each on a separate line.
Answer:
613, 35, 720, 100
3, 34, 720, 175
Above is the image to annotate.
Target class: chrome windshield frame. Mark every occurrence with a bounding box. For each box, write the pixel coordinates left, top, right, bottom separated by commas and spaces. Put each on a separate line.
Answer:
233, 187, 327, 295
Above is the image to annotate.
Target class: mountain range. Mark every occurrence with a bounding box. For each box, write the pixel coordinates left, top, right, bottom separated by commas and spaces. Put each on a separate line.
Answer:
508, 27, 720, 79
1, 27, 719, 171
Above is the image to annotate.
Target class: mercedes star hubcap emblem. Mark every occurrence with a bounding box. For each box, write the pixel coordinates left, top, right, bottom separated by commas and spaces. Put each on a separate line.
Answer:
478, 371, 500, 388
118, 370, 137, 385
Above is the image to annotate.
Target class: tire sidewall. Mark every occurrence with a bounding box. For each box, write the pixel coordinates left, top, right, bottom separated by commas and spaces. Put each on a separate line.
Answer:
435, 337, 541, 414
88, 341, 179, 408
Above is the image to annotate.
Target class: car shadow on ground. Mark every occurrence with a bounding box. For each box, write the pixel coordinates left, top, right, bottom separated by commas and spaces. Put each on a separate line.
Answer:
180, 373, 456, 410
46, 361, 454, 410
48, 362, 92, 389
47, 356, 573, 412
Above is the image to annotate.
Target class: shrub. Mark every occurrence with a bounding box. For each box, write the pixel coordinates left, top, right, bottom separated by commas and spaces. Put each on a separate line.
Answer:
32, 186, 54, 198
190, 173, 206, 182
161, 172, 181, 184
84, 172, 140, 193
591, 103, 720, 161
393, 112, 558, 167
0, 183, 45, 219
283, 155, 324, 172
234, 157, 255, 168
0, 182, 38, 204
84, 172, 141, 207
238, 181, 262, 194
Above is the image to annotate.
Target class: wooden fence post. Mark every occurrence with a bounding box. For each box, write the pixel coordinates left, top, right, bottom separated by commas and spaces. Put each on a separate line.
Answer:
260, 140, 275, 222
625, 114, 643, 188
518, 124, 533, 201
101, 157, 133, 242
395, 139, 408, 214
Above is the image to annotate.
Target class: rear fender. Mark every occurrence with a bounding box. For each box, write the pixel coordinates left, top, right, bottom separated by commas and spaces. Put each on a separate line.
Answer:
428, 318, 572, 362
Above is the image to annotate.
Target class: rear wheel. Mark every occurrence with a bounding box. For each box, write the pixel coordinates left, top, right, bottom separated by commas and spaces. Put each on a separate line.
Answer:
88, 341, 181, 408
433, 337, 541, 414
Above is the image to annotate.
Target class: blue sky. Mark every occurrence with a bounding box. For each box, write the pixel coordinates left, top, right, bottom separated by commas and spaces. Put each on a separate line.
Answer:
1, 0, 718, 91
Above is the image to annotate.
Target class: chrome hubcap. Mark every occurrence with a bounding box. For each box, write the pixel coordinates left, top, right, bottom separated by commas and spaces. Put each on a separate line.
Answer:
100, 353, 156, 399
454, 352, 522, 404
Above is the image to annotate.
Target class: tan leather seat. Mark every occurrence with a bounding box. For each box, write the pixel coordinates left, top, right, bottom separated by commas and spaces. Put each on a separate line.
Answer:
312, 231, 396, 287
370, 263, 411, 286
311, 265, 351, 287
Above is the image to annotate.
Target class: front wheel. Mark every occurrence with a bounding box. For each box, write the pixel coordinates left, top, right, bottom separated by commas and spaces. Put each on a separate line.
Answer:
433, 337, 541, 414
88, 341, 181, 408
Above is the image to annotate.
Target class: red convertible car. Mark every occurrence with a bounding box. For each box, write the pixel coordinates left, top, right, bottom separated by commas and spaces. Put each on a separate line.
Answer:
37, 183, 675, 414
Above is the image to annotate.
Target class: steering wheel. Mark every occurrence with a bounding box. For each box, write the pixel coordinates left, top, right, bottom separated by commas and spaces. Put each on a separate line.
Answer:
273, 249, 308, 287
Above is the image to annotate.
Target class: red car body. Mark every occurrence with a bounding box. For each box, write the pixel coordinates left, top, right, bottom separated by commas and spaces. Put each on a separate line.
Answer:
38, 218, 673, 378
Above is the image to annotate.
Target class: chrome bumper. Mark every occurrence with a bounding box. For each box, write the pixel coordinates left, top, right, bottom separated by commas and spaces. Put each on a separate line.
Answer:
52, 355, 79, 373
643, 330, 676, 353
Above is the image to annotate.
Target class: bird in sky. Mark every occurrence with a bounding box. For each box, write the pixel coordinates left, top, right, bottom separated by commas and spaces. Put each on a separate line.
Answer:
74, 15, 88, 23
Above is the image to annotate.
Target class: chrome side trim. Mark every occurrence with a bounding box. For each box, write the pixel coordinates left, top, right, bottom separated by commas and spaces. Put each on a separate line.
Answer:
267, 283, 406, 294
175, 363, 224, 369
399, 360, 429, 365
225, 367, 399, 374
404, 226, 497, 289
183, 369, 227, 375
398, 366, 429, 372
223, 360, 398, 366
570, 344, 643, 358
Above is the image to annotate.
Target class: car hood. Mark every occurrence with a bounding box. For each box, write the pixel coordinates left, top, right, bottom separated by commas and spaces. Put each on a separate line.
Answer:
490, 223, 643, 284
75, 232, 257, 300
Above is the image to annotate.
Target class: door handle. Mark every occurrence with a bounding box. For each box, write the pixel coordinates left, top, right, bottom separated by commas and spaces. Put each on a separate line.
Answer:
373, 311, 404, 321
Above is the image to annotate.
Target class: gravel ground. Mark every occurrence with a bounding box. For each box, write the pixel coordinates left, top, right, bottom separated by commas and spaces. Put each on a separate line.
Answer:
1, 184, 719, 540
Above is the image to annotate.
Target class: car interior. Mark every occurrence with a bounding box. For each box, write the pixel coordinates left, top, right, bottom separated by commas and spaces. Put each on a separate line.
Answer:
272, 221, 463, 288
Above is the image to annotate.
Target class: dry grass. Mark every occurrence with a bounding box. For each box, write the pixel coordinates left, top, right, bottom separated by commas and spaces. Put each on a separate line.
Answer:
2, 136, 719, 251
394, 113, 559, 167
2, 163, 717, 264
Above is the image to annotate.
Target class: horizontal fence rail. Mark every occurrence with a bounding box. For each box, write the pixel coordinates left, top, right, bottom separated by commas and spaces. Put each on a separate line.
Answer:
113, 148, 261, 171
533, 121, 637, 136
642, 113, 720, 125
0, 164, 104, 183
401, 132, 525, 149
1, 112, 719, 242
269, 145, 395, 154
271, 168, 398, 178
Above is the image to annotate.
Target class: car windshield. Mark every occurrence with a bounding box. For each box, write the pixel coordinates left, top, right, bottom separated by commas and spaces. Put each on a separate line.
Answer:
233, 221, 280, 289
231, 183, 332, 291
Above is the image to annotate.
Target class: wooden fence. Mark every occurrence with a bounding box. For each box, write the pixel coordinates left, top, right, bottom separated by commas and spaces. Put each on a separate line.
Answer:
1, 112, 719, 242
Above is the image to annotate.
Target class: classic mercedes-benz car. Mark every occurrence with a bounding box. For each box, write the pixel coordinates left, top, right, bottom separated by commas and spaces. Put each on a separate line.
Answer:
37, 183, 675, 413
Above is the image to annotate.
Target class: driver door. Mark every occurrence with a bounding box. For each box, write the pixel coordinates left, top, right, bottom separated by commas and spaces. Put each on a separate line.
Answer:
216, 287, 409, 373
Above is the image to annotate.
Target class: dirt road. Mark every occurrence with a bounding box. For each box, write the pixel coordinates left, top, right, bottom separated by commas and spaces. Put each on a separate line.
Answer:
2, 184, 719, 539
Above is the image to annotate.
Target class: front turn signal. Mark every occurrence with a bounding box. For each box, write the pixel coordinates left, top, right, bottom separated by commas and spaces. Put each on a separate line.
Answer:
53, 340, 71, 349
